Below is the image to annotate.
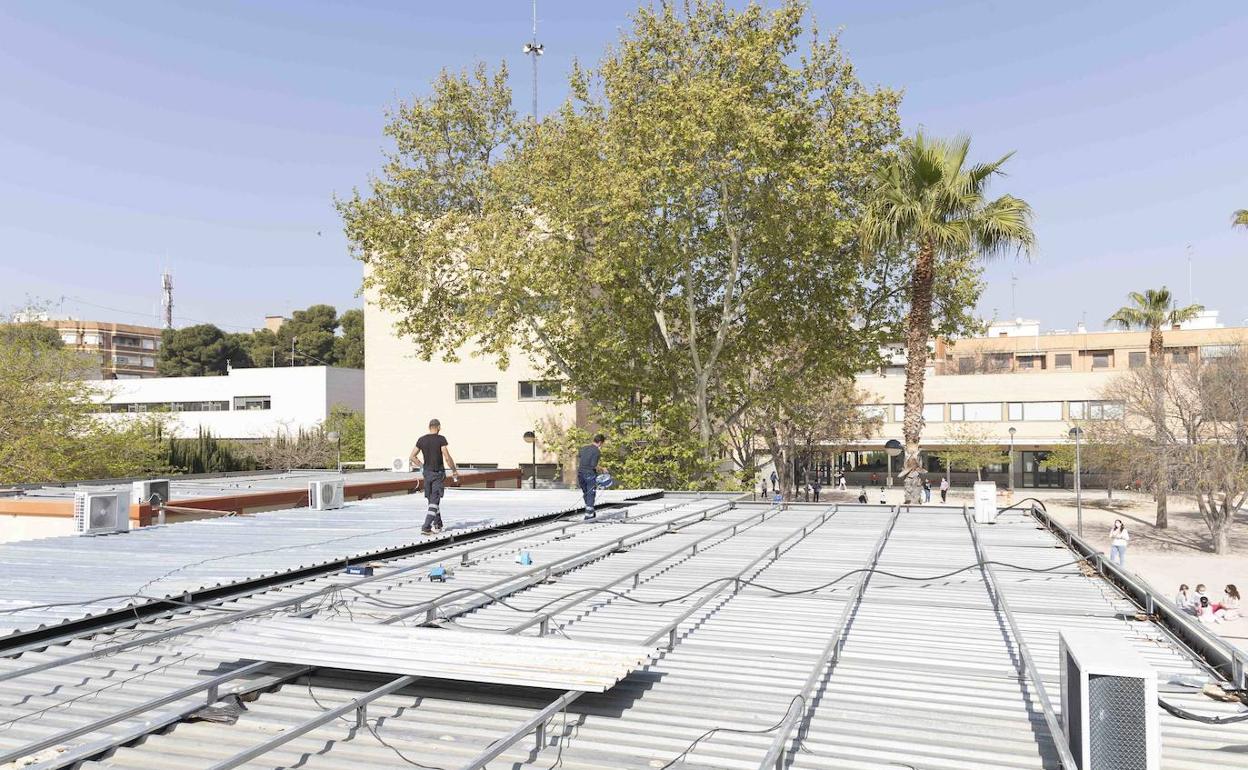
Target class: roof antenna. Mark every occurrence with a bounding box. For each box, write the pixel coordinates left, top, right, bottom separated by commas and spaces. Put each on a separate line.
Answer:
1010, 270, 1018, 320
161, 269, 174, 330
522, 0, 543, 119
1185, 243, 1194, 306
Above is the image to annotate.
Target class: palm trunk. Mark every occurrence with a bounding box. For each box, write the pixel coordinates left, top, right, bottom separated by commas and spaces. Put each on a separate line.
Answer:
901, 241, 936, 504
1149, 327, 1168, 528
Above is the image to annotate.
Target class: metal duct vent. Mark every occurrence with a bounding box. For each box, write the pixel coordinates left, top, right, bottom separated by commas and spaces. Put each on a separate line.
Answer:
1060, 629, 1158, 770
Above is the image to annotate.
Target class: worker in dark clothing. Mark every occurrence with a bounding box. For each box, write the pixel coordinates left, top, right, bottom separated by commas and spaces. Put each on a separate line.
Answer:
410, 418, 459, 535
577, 433, 607, 520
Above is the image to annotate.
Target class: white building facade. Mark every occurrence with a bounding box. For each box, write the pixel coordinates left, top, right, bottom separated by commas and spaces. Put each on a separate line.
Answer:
94, 366, 364, 439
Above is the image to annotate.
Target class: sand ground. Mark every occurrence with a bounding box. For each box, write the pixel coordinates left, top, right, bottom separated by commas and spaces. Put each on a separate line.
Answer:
808, 484, 1248, 652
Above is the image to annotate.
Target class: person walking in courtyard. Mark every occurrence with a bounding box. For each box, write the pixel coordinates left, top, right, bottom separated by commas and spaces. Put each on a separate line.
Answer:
837, 471, 847, 491
578, 433, 607, 520
939, 477, 949, 503
857, 486, 868, 504
812, 477, 822, 502
923, 477, 932, 503
1108, 519, 1130, 566
409, 418, 459, 536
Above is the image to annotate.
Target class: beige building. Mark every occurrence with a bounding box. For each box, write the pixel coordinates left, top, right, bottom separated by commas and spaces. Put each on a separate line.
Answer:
42, 319, 163, 379
364, 297, 580, 479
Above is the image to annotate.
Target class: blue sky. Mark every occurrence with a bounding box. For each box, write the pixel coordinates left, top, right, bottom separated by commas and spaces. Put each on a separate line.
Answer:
1, 1, 1245, 332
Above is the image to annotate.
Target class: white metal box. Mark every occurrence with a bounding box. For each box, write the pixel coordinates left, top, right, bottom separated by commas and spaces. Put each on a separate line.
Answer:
390, 457, 413, 473
73, 490, 132, 535
1060, 629, 1159, 770
308, 479, 345, 510
131, 479, 171, 507
973, 481, 997, 523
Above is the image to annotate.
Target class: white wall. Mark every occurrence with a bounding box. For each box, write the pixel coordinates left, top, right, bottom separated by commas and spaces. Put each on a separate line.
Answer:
364, 290, 574, 469
95, 366, 364, 439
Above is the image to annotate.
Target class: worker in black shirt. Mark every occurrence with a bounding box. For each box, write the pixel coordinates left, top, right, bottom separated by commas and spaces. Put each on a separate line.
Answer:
410, 418, 460, 535
577, 433, 607, 520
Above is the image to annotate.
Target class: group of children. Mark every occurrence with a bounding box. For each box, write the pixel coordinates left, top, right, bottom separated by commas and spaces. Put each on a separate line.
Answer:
1174, 583, 1242, 625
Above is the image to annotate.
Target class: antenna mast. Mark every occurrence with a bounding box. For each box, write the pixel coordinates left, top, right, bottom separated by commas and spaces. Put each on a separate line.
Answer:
161, 270, 174, 329
522, 0, 543, 119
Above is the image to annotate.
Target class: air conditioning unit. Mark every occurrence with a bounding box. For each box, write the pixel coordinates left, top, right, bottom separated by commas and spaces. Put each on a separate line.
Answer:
132, 479, 171, 507
1060, 629, 1159, 770
74, 490, 132, 536
309, 479, 345, 510
391, 457, 413, 473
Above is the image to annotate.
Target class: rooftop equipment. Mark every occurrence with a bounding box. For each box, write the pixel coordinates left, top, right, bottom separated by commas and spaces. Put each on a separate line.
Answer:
1060, 628, 1159, 770
73, 490, 131, 536
308, 479, 345, 511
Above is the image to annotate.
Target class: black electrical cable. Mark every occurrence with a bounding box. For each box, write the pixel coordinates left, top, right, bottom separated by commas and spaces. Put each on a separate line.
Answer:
1158, 696, 1248, 724
657, 694, 803, 769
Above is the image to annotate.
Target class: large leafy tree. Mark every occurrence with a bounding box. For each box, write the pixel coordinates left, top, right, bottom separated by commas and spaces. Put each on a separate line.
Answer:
1106, 286, 1203, 528
864, 132, 1035, 503
340, 0, 901, 478
333, 309, 365, 369
158, 324, 250, 376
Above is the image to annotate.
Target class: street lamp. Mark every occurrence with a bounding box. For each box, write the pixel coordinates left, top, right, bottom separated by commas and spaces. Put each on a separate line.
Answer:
1069, 426, 1084, 537
522, 430, 537, 490
884, 439, 903, 488
1007, 426, 1017, 496
326, 431, 341, 472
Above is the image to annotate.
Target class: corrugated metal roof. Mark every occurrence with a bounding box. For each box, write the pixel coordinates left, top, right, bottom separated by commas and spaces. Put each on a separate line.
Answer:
0, 488, 656, 640
0, 499, 1244, 770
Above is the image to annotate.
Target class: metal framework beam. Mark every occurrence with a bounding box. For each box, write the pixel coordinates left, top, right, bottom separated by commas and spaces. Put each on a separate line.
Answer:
757, 505, 901, 769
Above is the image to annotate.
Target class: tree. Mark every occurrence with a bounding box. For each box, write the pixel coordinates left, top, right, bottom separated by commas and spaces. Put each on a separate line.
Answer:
1234, 209, 1248, 230
339, 0, 902, 484
246, 424, 336, 470
863, 132, 1034, 504
333, 309, 365, 369
944, 423, 1007, 481
0, 322, 63, 349
0, 334, 167, 483
1098, 353, 1248, 554
158, 324, 248, 376
323, 405, 365, 463
1106, 287, 1203, 527
280, 304, 338, 366
1039, 424, 1132, 499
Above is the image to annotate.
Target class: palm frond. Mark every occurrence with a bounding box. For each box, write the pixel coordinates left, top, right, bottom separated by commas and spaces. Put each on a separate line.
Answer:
1234, 209, 1248, 229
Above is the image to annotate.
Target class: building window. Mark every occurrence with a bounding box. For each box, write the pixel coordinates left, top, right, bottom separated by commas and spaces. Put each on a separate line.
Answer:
518, 380, 561, 400
957, 357, 975, 374
60, 332, 77, 344
987, 353, 1012, 371
892, 404, 942, 423
1170, 349, 1189, 364
114, 335, 142, 348
1007, 402, 1062, 421
233, 395, 272, 411
82, 333, 100, 345
114, 355, 132, 365
141, 338, 156, 350
1201, 344, 1239, 360
1128, 351, 1146, 369
1069, 400, 1124, 420
857, 404, 887, 421
1054, 353, 1072, 370
1089, 350, 1112, 369
456, 382, 498, 402
141, 356, 155, 368
950, 403, 1000, 422
1017, 355, 1045, 371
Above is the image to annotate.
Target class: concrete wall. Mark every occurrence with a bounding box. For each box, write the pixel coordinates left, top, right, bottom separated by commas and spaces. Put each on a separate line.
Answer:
95, 366, 364, 439
364, 291, 574, 470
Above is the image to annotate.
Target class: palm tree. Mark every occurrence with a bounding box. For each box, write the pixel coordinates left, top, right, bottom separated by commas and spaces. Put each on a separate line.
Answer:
1234, 209, 1248, 230
864, 133, 1035, 504
1107, 288, 1203, 529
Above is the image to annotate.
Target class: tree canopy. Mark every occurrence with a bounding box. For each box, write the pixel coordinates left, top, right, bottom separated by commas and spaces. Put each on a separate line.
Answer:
340, 0, 906, 482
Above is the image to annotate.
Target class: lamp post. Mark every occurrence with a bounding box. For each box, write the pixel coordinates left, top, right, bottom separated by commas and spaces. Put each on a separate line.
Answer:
522, 430, 537, 490
327, 431, 341, 473
884, 439, 903, 487
1007, 426, 1017, 495
1069, 426, 1084, 537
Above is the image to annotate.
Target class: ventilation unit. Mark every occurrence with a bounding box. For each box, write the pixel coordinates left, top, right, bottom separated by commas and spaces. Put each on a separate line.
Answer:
73, 490, 132, 536
1060, 629, 1159, 770
131, 479, 171, 508
309, 479, 345, 510
391, 457, 413, 473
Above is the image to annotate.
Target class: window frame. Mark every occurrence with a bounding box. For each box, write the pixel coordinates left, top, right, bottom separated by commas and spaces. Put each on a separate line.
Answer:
518, 380, 562, 401
455, 382, 499, 402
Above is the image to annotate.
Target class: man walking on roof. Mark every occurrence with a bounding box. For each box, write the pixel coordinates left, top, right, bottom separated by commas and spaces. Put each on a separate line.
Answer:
410, 418, 459, 535
577, 433, 607, 520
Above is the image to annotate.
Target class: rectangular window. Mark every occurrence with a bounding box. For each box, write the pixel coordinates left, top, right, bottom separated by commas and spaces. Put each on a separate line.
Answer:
1201, 344, 1239, 360
1128, 351, 1146, 368
233, 395, 271, 411
61, 332, 77, 344
1069, 400, 1123, 420
141, 356, 155, 368
141, 338, 156, 350
892, 404, 943, 423
1017, 355, 1045, 371
951, 403, 1000, 421
82, 333, 100, 345
1008, 402, 1062, 421
1090, 351, 1112, 369
456, 382, 498, 402
987, 353, 1012, 371
857, 404, 886, 420
1055, 353, 1072, 370
957, 357, 975, 374
518, 380, 561, 400
114, 355, 131, 365
1171, 349, 1189, 364
1069, 401, 1085, 420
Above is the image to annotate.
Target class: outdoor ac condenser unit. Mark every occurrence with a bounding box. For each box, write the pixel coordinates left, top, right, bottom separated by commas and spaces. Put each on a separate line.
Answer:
390, 457, 413, 473
1060, 629, 1159, 770
309, 479, 345, 510
73, 490, 132, 536
131, 479, 171, 508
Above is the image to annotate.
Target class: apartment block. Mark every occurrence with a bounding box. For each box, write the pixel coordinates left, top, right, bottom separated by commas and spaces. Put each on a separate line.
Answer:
42, 319, 163, 379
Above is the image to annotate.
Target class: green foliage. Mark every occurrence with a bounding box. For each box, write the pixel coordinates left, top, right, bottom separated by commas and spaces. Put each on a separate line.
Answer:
1106, 287, 1203, 341
942, 423, 1007, 480
340, 0, 903, 481
0, 322, 64, 349
332, 309, 365, 369
324, 405, 365, 462
158, 324, 248, 376
165, 428, 256, 474
279, 304, 338, 366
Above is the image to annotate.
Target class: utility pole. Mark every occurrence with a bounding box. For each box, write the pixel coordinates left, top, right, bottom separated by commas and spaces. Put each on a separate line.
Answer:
290, 336, 297, 367
522, 0, 543, 119
161, 270, 174, 329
